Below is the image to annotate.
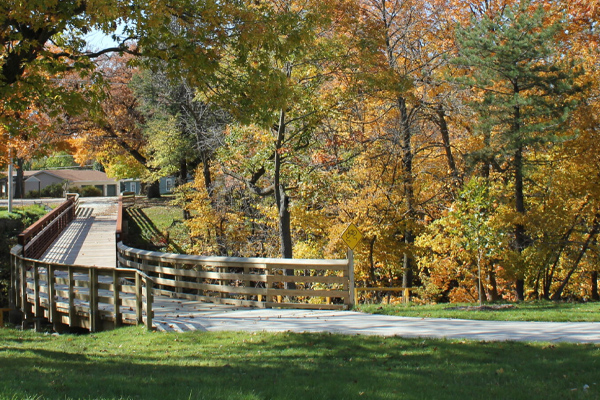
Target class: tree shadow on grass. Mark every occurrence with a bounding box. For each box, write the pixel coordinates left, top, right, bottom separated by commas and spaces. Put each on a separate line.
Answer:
0, 330, 598, 400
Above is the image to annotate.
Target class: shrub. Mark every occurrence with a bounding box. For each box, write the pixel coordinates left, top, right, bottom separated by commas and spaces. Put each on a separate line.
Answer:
80, 186, 103, 197
25, 190, 41, 199
41, 182, 64, 198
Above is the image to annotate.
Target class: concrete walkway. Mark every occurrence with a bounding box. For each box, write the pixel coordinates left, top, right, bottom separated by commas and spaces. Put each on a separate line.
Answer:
152, 301, 600, 343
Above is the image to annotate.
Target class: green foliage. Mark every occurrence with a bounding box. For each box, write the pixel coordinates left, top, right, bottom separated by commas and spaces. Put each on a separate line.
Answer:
25, 182, 65, 198
452, 0, 583, 162
0, 204, 47, 306
70, 185, 103, 197
30, 151, 77, 170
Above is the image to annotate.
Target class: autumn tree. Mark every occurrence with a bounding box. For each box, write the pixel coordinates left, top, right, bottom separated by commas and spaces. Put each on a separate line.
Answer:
199, 0, 351, 263
451, 0, 583, 300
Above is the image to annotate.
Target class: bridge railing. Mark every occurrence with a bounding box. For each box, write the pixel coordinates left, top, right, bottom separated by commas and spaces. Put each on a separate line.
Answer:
117, 242, 352, 310
17, 194, 79, 259
10, 244, 154, 332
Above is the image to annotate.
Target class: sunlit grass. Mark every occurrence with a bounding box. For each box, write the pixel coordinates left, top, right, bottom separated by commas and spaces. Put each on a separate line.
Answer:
357, 300, 600, 322
0, 327, 598, 400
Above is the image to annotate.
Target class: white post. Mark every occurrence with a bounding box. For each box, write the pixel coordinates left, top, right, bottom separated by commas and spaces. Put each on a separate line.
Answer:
348, 248, 355, 308
7, 148, 13, 213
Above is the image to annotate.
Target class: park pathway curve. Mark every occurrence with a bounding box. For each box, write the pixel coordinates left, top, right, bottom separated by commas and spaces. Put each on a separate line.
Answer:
152, 302, 600, 343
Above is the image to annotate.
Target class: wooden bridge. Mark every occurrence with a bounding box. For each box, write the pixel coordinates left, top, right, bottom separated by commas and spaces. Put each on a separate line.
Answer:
9, 195, 354, 332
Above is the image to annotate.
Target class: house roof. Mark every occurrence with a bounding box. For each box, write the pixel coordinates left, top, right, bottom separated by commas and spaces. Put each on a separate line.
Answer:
33, 169, 114, 182
3, 169, 116, 183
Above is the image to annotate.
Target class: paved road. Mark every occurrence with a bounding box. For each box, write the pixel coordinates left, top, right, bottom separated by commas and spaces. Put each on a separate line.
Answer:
152, 301, 600, 343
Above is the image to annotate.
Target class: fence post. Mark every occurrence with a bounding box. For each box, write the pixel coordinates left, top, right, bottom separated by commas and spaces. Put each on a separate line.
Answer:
135, 273, 142, 325
89, 268, 98, 332
33, 263, 42, 332
48, 264, 57, 329
347, 249, 355, 309
113, 270, 121, 327
144, 277, 153, 331
68, 266, 75, 327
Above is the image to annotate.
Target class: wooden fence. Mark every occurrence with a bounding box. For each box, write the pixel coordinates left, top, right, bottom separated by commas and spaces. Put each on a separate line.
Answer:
10, 244, 154, 332
117, 243, 352, 310
17, 194, 79, 259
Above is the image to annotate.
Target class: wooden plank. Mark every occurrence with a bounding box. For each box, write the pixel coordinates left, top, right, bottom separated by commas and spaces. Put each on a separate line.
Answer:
267, 275, 346, 284
144, 277, 153, 330
267, 288, 348, 299
151, 276, 267, 296
135, 274, 142, 325
89, 268, 98, 332
117, 243, 347, 268
265, 302, 345, 310
113, 270, 121, 327
68, 266, 75, 328
141, 264, 269, 282
48, 265, 56, 327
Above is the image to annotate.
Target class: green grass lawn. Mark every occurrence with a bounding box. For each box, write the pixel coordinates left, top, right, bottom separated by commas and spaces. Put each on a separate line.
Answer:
0, 327, 598, 400
357, 301, 600, 322
125, 198, 190, 253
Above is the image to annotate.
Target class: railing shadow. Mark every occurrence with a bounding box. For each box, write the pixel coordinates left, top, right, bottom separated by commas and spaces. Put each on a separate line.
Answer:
40, 207, 94, 265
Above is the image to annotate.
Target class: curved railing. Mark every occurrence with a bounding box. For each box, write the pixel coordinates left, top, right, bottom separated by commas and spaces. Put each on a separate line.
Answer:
117, 243, 352, 310
10, 244, 154, 332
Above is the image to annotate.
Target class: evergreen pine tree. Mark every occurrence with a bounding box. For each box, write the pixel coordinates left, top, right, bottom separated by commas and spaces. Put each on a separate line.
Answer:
452, 0, 583, 300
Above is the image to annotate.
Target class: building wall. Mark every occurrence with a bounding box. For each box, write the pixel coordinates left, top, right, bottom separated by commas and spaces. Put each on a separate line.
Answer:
24, 173, 64, 193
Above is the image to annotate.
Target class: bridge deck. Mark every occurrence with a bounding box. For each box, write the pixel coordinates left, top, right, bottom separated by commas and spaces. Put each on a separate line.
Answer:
39, 198, 117, 267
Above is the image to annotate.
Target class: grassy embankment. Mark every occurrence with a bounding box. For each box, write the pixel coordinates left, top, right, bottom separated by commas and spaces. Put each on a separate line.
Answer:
0, 326, 598, 400
123, 197, 190, 253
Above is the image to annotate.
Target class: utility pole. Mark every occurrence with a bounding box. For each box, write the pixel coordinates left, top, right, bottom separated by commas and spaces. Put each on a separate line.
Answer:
7, 148, 13, 213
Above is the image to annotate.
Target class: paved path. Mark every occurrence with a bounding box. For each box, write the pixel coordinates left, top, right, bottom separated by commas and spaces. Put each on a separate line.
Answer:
39, 197, 117, 267
152, 301, 600, 343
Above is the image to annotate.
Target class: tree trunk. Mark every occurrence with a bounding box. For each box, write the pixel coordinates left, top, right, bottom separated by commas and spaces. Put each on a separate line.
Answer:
436, 104, 460, 184
514, 145, 526, 301
551, 216, 599, 300
274, 107, 295, 290
146, 180, 161, 199
488, 266, 500, 301
368, 236, 377, 287
398, 96, 415, 289
591, 271, 599, 301
13, 158, 25, 199
177, 160, 188, 187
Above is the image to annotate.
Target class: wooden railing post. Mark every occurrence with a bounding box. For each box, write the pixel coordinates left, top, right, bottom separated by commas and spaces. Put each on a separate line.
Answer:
89, 268, 98, 332
346, 249, 355, 309
135, 273, 142, 325
113, 270, 121, 327
33, 263, 42, 332
48, 264, 57, 329
68, 266, 75, 327
144, 277, 153, 331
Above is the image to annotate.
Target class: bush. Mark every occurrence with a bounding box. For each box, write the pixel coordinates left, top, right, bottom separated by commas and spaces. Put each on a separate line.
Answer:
79, 186, 103, 197
41, 182, 64, 198
25, 190, 40, 199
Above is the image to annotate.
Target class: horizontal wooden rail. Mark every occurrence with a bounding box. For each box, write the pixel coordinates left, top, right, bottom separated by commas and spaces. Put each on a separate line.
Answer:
17, 194, 79, 259
354, 287, 414, 305
117, 242, 351, 310
10, 244, 154, 332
